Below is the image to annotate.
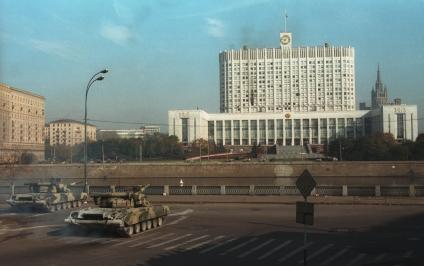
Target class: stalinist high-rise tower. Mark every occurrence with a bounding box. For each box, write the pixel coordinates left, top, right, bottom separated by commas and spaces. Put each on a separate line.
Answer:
371, 65, 388, 109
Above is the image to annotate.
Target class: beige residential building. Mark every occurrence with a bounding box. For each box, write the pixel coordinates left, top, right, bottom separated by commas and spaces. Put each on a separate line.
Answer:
45, 119, 96, 146
0, 83, 45, 162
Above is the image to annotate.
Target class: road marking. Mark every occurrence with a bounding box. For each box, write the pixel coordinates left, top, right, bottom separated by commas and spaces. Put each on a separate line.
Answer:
167, 216, 188, 225
220, 237, 258, 255
165, 235, 209, 250
61, 237, 84, 244
238, 239, 275, 258
403, 250, 413, 258
297, 243, 334, 264
185, 235, 225, 251
129, 233, 176, 248
60, 237, 99, 244
320, 247, 349, 265
78, 238, 103, 244
99, 238, 124, 244
30, 213, 49, 217
372, 253, 387, 263
0, 224, 61, 232
112, 232, 173, 247
257, 240, 292, 260
0, 213, 17, 217
345, 253, 366, 266
98, 238, 121, 245
147, 234, 192, 248
278, 242, 313, 262
168, 209, 194, 216
199, 237, 237, 254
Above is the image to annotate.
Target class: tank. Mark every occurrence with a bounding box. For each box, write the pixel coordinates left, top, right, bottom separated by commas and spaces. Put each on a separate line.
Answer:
64, 185, 170, 237
6, 180, 88, 212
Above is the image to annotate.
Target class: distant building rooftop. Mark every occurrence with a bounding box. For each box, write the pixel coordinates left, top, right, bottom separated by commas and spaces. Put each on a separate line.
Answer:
0, 82, 45, 99
47, 119, 96, 127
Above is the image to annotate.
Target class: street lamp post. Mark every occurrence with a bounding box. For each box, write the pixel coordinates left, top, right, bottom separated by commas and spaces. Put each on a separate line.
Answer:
84, 69, 108, 193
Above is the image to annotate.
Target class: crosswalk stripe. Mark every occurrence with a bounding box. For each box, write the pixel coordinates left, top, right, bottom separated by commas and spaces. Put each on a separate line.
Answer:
297, 243, 334, 264
79, 239, 102, 245
30, 213, 49, 217
320, 247, 349, 265
199, 237, 237, 254
278, 242, 313, 262
112, 232, 169, 247
165, 235, 210, 251
100, 238, 122, 244
60, 237, 87, 244
345, 253, 366, 266
238, 239, 275, 258
60, 237, 101, 244
147, 234, 192, 248
129, 233, 176, 248
185, 235, 225, 251
220, 238, 258, 255
257, 240, 292, 260
167, 216, 188, 225
100, 239, 124, 245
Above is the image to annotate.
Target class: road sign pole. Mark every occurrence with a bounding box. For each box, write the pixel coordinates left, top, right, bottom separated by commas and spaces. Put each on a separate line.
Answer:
303, 197, 307, 266
295, 169, 316, 266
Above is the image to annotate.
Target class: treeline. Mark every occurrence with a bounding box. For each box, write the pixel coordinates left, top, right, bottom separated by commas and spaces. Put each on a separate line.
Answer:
45, 133, 184, 162
327, 133, 424, 161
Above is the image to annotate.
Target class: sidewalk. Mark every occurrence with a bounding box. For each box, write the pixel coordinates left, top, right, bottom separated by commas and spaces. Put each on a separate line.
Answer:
148, 195, 424, 206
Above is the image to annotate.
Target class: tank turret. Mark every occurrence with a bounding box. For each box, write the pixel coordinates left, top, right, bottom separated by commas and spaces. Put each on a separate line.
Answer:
65, 184, 169, 237
6, 180, 88, 212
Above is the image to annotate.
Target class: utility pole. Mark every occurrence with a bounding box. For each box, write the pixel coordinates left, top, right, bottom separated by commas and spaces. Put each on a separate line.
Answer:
199, 142, 202, 163
102, 141, 105, 164
139, 140, 143, 163
207, 138, 210, 160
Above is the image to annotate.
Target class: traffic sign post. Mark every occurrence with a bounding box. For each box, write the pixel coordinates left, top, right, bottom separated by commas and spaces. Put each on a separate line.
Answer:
296, 201, 314, 225
296, 169, 316, 266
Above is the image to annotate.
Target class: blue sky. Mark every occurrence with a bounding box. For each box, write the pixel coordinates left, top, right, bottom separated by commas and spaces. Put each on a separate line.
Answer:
1, 0, 423, 132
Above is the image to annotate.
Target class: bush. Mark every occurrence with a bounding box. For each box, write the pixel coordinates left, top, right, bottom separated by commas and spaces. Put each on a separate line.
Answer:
20, 152, 36, 164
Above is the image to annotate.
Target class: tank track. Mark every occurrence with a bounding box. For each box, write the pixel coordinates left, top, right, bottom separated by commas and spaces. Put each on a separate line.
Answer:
118, 216, 166, 237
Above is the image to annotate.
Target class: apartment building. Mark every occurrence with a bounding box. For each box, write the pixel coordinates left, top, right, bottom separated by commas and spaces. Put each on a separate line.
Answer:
45, 119, 96, 146
0, 83, 45, 162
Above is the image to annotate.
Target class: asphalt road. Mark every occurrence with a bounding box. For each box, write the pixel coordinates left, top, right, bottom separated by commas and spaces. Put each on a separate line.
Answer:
0, 203, 423, 266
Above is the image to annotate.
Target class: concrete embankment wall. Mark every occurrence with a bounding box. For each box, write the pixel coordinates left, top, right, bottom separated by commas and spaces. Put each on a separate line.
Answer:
0, 161, 423, 186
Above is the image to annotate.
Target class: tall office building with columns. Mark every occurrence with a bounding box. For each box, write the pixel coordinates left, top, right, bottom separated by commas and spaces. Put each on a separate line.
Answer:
169, 29, 418, 146
220, 32, 355, 113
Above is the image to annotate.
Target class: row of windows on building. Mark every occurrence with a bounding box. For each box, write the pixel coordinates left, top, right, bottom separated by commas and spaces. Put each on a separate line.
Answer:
225, 59, 354, 67
180, 114, 408, 146
181, 118, 367, 146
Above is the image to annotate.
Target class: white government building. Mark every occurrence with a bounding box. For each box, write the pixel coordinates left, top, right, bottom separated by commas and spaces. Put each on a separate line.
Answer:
169, 30, 418, 147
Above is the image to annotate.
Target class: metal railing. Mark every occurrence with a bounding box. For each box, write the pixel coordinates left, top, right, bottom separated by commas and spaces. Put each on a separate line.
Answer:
0, 184, 421, 197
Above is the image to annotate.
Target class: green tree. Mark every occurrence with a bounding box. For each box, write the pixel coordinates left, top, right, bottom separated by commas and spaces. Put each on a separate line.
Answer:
20, 152, 35, 164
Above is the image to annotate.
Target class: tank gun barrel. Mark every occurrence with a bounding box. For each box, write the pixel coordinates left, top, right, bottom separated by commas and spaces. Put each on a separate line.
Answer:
70, 181, 83, 186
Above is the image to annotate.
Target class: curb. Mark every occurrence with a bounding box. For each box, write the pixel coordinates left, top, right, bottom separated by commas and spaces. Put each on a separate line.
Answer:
148, 195, 424, 206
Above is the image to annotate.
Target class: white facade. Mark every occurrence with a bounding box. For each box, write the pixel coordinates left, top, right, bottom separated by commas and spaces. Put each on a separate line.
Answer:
169, 28, 419, 146
169, 106, 418, 145
219, 32, 355, 113
169, 109, 369, 146
97, 126, 160, 140
365, 105, 418, 141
